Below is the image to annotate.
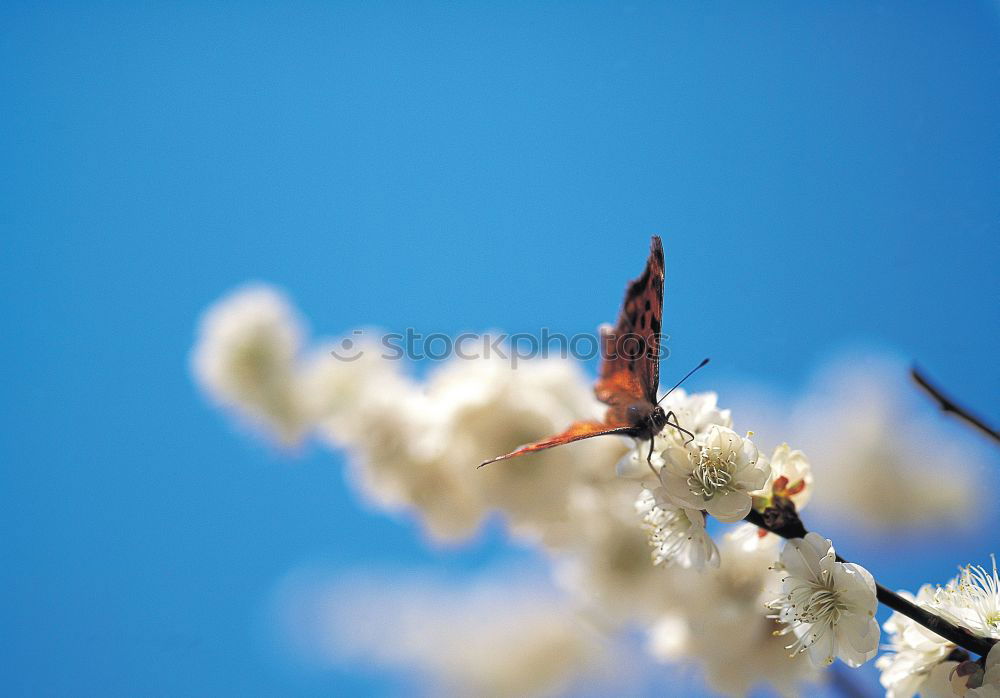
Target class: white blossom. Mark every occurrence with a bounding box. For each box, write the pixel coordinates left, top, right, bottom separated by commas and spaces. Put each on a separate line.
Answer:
876, 585, 956, 698
730, 442, 815, 553
768, 532, 879, 667
191, 284, 308, 444
725, 521, 777, 554
657, 425, 770, 522
648, 533, 820, 697
636, 487, 719, 570
968, 643, 1000, 698
921, 660, 963, 697
877, 558, 1000, 697
762, 442, 813, 510
928, 556, 1000, 641
658, 388, 733, 443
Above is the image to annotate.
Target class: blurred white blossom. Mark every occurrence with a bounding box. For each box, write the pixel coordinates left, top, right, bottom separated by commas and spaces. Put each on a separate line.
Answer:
553, 479, 684, 624
191, 285, 308, 444
273, 567, 614, 698
768, 532, 879, 668
725, 522, 777, 554
299, 337, 416, 443
423, 355, 627, 546
788, 355, 984, 531
657, 425, 770, 522
646, 614, 690, 661
319, 354, 487, 542
307, 347, 632, 544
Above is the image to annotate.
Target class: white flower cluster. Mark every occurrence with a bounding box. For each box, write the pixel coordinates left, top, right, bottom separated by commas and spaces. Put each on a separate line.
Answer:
631, 408, 881, 671
646, 533, 822, 696
878, 558, 1000, 698
192, 285, 997, 697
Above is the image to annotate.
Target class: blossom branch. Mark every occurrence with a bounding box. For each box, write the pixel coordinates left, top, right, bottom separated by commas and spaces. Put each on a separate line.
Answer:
744, 508, 998, 658
911, 365, 1000, 444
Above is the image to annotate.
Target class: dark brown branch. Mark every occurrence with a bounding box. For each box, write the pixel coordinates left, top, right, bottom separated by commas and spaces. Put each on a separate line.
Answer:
911, 365, 1000, 444
745, 509, 998, 658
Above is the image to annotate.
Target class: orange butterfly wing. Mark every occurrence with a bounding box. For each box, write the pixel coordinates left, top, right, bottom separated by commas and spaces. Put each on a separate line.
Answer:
596, 235, 664, 419
477, 421, 634, 468
478, 236, 664, 467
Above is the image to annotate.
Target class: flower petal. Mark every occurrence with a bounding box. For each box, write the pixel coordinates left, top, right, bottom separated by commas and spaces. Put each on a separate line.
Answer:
803, 623, 836, 666
704, 488, 751, 522
779, 537, 824, 582
659, 471, 705, 510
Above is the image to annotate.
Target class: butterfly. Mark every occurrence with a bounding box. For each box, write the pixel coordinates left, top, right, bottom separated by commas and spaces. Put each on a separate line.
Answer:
479, 236, 707, 468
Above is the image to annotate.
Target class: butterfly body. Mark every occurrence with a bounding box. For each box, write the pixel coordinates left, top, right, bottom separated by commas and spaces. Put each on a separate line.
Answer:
479, 236, 699, 469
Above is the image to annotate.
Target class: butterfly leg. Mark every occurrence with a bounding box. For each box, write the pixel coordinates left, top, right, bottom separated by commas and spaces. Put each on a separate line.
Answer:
645, 436, 658, 478
664, 410, 696, 445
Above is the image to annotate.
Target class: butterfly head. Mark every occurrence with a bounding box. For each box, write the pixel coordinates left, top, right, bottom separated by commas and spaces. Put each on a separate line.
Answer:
626, 401, 669, 436
649, 404, 668, 432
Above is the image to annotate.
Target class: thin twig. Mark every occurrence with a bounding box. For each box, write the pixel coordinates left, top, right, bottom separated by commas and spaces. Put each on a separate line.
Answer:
911, 365, 1000, 444
745, 509, 998, 658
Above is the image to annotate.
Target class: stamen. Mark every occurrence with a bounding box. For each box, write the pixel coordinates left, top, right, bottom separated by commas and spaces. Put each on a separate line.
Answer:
686, 446, 736, 498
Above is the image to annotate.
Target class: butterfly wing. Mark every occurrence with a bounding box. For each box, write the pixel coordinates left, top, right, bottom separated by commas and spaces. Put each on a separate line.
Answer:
478, 237, 664, 468
478, 420, 636, 468
595, 236, 664, 415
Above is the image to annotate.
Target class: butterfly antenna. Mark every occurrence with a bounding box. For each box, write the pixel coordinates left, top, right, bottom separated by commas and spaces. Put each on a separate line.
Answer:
657, 358, 710, 405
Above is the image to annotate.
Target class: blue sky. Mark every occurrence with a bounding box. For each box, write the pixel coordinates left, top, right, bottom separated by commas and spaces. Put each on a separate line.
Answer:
2, 2, 998, 695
